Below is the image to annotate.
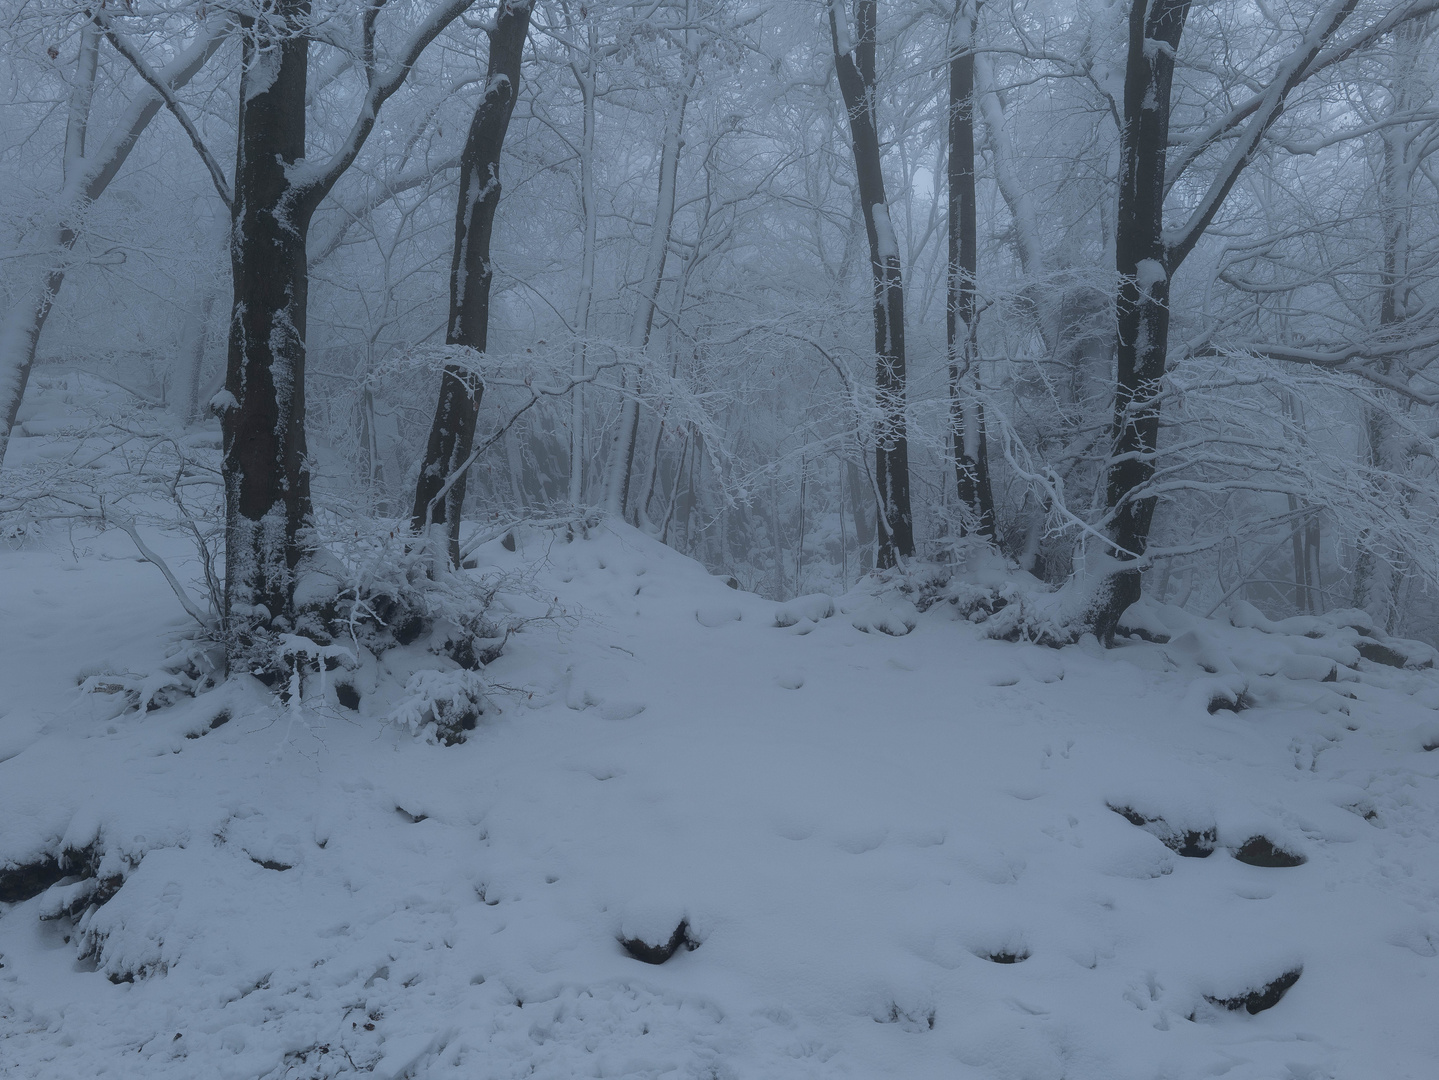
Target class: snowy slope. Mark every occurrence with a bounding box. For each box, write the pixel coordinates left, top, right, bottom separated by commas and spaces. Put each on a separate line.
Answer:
2, 521, 1438, 1080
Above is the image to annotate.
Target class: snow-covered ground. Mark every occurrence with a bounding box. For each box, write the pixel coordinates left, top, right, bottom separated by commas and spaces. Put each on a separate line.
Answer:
3, 520, 1439, 1079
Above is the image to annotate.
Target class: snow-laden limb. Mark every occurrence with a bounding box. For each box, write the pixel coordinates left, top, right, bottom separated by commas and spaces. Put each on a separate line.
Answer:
1163, 0, 1362, 271
0, 17, 230, 471
0, 372, 224, 629
91, 11, 234, 211
1164, 0, 1439, 195
286, 0, 482, 216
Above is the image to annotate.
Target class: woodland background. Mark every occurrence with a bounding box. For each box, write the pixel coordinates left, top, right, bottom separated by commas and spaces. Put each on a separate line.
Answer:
3, 0, 1438, 648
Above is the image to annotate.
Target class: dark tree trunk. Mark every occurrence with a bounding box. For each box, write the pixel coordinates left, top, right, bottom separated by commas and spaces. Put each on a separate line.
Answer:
829, 0, 914, 569
947, 3, 995, 542
222, 2, 314, 637
412, 1, 533, 566
1089, 0, 1190, 642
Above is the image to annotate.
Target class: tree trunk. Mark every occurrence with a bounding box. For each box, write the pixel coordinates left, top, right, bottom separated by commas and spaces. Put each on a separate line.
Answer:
1088, 0, 1190, 642
845, 457, 875, 569
220, 0, 474, 648
1354, 15, 1427, 629
829, 0, 914, 568
412, 0, 534, 565
221, 2, 314, 636
1086, 0, 1359, 640
182, 290, 218, 424
947, 2, 995, 542
357, 384, 390, 514
602, 86, 689, 520
569, 17, 598, 506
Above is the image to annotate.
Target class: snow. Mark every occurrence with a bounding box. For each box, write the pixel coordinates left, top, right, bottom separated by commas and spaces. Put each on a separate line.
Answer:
208, 389, 237, 413
242, 45, 282, 105
872, 203, 899, 260
1135, 258, 1166, 294
830, 0, 855, 59
3, 522, 1439, 1079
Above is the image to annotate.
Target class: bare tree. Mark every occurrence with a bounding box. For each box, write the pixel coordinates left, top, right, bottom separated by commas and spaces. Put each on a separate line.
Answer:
412, 0, 535, 566
1087, 0, 1393, 641
947, 0, 995, 540
828, 0, 914, 567
222, 0, 474, 652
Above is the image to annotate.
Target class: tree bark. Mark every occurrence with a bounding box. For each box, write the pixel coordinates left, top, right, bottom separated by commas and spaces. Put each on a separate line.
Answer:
828, 0, 914, 568
412, 0, 534, 565
221, 0, 474, 646
947, 2, 995, 541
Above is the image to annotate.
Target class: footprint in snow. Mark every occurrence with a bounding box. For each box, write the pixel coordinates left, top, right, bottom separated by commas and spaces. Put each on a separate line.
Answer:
775, 672, 804, 689
836, 827, 886, 854
1023, 653, 1065, 683
1388, 927, 1439, 957
966, 930, 1032, 964
599, 700, 646, 721
773, 816, 816, 841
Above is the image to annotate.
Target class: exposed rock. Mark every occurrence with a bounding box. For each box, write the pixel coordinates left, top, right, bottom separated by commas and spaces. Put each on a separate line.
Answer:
982, 949, 1030, 964
0, 855, 67, 904
621, 919, 698, 965
1108, 803, 1215, 858
186, 708, 232, 738
1204, 966, 1302, 1015
1357, 639, 1408, 668
1207, 687, 1252, 714
1233, 836, 1307, 867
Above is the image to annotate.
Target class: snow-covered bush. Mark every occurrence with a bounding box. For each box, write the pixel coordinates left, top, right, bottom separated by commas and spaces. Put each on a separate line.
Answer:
268, 521, 536, 744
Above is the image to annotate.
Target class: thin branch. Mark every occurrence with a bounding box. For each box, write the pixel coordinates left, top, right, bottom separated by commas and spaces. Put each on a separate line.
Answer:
423, 357, 633, 524
111, 514, 213, 627
1165, 0, 1439, 195
1163, 0, 1358, 270
295, 0, 485, 212
91, 10, 234, 210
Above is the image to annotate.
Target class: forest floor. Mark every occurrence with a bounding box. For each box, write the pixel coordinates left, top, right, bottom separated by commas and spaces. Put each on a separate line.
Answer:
2, 514, 1439, 1079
